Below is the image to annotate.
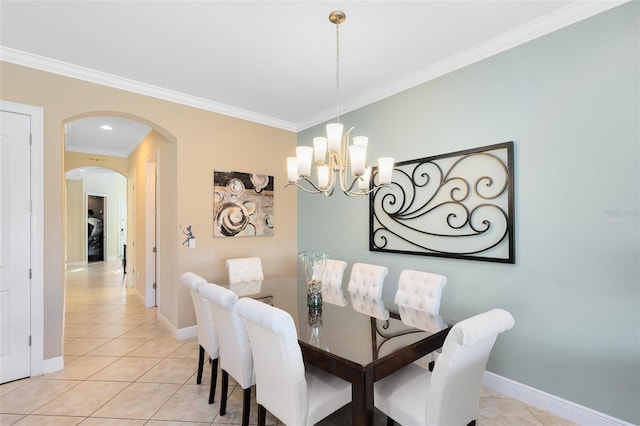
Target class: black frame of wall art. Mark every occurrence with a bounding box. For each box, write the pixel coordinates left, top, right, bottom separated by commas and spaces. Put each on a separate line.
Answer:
369, 141, 515, 263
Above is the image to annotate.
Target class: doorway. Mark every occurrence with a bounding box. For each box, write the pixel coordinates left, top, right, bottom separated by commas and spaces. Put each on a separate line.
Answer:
0, 101, 44, 383
87, 194, 106, 263
63, 113, 174, 324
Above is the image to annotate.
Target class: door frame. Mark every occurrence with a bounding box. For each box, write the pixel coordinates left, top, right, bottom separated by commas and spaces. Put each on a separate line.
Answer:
86, 192, 107, 263
145, 154, 157, 307
0, 100, 44, 377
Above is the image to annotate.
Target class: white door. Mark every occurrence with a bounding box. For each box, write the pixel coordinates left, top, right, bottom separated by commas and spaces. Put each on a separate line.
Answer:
0, 109, 32, 383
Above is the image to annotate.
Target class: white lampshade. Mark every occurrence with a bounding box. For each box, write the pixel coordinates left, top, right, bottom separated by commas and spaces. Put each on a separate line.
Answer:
353, 136, 368, 147
296, 146, 313, 177
317, 165, 330, 189
313, 137, 328, 163
377, 157, 394, 184
349, 144, 366, 176
359, 167, 371, 191
326, 123, 343, 153
287, 157, 298, 183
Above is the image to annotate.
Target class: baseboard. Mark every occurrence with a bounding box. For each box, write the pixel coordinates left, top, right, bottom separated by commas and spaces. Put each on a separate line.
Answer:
42, 356, 64, 375
156, 311, 177, 338
132, 288, 145, 304
156, 311, 197, 341
483, 371, 634, 426
176, 325, 197, 341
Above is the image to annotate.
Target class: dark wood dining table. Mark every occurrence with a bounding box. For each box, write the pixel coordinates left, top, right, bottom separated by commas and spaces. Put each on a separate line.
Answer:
229, 276, 452, 426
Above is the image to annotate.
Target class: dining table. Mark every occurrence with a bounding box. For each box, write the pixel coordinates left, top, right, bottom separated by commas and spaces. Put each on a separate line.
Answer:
229, 276, 452, 426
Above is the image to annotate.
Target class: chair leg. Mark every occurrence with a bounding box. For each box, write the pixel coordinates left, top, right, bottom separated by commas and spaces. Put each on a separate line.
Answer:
241, 387, 251, 426
208, 357, 218, 404
386, 417, 395, 426
258, 404, 266, 426
220, 370, 229, 415
196, 345, 205, 384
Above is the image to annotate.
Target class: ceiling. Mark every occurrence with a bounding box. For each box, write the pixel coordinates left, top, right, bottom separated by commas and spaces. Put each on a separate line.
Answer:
0, 1, 625, 157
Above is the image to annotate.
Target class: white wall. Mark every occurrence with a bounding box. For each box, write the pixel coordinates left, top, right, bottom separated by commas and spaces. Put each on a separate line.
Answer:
81, 171, 127, 261
298, 3, 639, 423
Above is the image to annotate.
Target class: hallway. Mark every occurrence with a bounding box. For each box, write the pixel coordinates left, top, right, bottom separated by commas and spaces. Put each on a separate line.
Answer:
0, 260, 576, 425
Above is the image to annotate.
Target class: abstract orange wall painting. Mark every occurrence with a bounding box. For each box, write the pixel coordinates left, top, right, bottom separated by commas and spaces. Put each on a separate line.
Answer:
213, 170, 275, 237
369, 142, 515, 263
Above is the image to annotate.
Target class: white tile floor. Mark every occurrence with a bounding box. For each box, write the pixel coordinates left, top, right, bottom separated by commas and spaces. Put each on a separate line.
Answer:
0, 260, 577, 425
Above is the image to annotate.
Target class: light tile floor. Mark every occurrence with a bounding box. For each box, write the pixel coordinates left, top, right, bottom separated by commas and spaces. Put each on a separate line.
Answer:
0, 260, 577, 426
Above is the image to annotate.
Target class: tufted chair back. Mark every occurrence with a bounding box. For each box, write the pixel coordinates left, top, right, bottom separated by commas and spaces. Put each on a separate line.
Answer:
322, 259, 347, 289
200, 283, 255, 425
394, 269, 447, 316
426, 309, 515, 425
347, 262, 388, 299
235, 297, 352, 426
235, 297, 307, 425
199, 283, 254, 389
226, 257, 264, 285
374, 309, 515, 426
321, 259, 348, 306
180, 272, 220, 404
349, 293, 390, 320
180, 272, 219, 359
347, 263, 389, 319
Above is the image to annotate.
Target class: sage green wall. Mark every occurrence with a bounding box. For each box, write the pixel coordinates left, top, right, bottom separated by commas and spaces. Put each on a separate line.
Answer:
298, 3, 639, 423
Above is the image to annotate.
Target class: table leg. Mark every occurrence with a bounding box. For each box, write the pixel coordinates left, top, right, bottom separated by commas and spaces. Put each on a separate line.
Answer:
351, 367, 375, 426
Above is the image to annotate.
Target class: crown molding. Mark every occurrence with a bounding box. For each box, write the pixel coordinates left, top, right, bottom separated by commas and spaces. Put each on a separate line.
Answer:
0, 1, 627, 133
296, 1, 628, 131
0, 47, 297, 132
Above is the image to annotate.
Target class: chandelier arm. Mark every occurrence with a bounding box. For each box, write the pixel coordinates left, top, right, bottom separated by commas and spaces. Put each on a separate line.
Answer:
338, 127, 355, 193
344, 175, 361, 193
285, 178, 336, 197
285, 179, 323, 194
345, 182, 390, 197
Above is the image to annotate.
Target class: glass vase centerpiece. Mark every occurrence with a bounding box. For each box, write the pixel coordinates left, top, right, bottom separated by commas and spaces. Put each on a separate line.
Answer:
298, 250, 329, 307
307, 306, 328, 350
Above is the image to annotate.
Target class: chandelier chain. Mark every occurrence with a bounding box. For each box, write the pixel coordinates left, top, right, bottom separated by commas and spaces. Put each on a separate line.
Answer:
335, 21, 341, 124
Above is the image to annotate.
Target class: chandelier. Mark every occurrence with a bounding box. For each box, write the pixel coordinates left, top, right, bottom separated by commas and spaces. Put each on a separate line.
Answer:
286, 10, 394, 197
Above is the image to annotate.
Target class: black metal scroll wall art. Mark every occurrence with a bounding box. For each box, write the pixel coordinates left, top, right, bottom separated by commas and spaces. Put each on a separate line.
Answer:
369, 142, 515, 263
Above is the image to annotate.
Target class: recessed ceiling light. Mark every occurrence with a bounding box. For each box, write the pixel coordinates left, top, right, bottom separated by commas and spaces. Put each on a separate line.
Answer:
100, 124, 113, 130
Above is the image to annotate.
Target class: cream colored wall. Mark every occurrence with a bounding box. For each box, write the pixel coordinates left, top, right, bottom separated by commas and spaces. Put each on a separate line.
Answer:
0, 61, 298, 360
127, 130, 174, 312
65, 179, 83, 264
65, 151, 129, 176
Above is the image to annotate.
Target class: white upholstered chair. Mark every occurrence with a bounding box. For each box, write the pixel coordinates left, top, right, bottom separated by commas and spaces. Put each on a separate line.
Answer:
180, 272, 220, 404
199, 283, 255, 426
235, 297, 352, 426
348, 294, 390, 320
229, 280, 262, 297
226, 257, 264, 286
347, 263, 389, 319
321, 259, 348, 306
394, 269, 448, 327
374, 309, 515, 426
